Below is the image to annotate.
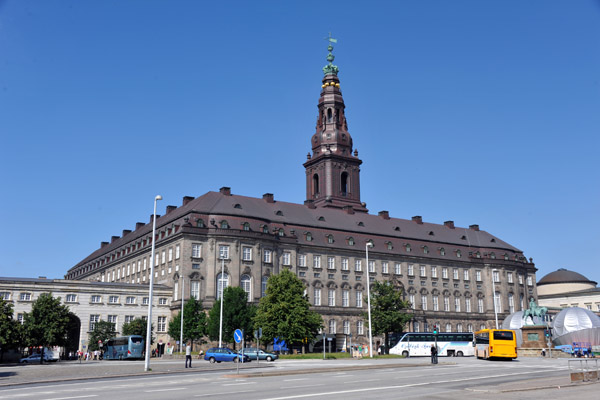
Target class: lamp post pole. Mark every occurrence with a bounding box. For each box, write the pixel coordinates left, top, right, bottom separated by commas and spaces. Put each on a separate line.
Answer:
366, 242, 374, 358
218, 254, 224, 348
492, 269, 499, 329
144, 194, 162, 372
180, 276, 184, 354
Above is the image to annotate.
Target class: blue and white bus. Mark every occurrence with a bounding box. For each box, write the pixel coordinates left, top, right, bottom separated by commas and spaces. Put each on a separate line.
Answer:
103, 335, 145, 360
389, 332, 475, 357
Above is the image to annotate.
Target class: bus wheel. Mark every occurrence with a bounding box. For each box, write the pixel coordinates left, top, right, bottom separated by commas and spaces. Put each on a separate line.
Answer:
456, 351, 463, 357
209, 357, 216, 363
402, 351, 409, 357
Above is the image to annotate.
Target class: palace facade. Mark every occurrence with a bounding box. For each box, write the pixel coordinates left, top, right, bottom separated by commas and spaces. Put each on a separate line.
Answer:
66, 43, 537, 349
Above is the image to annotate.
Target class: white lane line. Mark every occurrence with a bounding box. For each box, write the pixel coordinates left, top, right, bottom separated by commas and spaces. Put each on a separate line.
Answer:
222, 382, 257, 386
283, 378, 309, 382
258, 369, 561, 400
144, 388, 188, 393
194, 390, 255, 397
44, 396, 99, 400
343, 379, 380, 384
280, 384, 325, 390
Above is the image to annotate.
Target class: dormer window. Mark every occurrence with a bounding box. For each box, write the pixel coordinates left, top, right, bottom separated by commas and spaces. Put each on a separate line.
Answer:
234, 203, 242, 209
475, 251, 481, 258
327, 235, 334, 244
394, 226, 400, 231
197, 219, 205, 228
405, 244, 411, 252
276, 210, 283, 216
440, 248, 446, 256
460, 235, 467, 240
490, 238, 496, 243
306, 232, 313, 242
490, 252, 496, 259
456, 250, 462, 258
262, 225, 269, 234
220, 221, 229, 229
428, 231, 434, 236
242, 222, 250, 231
423, 246, 429, 254
278, 228, 284, 237
318, 216, 325, 221
348, 237, 355, 246
386, 242, 393, 250
357, 222, 365, 227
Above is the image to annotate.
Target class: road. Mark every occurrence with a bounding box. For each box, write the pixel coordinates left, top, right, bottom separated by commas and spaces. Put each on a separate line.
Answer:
0, 357, 598, 399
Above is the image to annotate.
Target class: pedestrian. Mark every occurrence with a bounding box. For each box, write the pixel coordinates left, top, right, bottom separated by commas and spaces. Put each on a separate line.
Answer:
431, 344, 438, 364
185, 341, 192, 368
197, 349, 204, 359
541, 348, 546, 357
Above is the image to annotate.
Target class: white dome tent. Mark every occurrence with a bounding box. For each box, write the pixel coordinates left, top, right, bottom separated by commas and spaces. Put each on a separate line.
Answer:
551, 307, 600, 347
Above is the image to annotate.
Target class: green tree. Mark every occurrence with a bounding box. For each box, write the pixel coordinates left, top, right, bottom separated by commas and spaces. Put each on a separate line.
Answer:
207, 287, 257, 348
253, 269, 322, 349
168, 297, 208, 348
361, 281, 412, 354
87, 320, 116, 351
0, 299, 22, 362
122, 318, 154, 344
22, 293, 72, 363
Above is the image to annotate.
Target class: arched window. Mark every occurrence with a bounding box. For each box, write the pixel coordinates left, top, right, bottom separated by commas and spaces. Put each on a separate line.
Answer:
306, 232, 313, 242
457, 323, 463, 332
197, 219, 205, 228
313, 174, 319, 196
348, 237, 355, 246
327, 108, 333, 123
216, 272, 229, 299
341, 172, 348, 195
445, 323, 452, 332
220, 220, 229, 229
278, 228, 284, 237
241, 275, 251, 299
467, 323, 473, 332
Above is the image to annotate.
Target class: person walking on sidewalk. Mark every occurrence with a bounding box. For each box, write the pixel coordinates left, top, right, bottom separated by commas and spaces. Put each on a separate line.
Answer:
185, 342, 192, 368
430, 344, 438, 364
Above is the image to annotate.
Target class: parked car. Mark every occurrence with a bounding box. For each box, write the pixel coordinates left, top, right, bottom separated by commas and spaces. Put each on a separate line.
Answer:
19, 353, 51, 363
240, 347, 278, 362
204, 347, 250, 363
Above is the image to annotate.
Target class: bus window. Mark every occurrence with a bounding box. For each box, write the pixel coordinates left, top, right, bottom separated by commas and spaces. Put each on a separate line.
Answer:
493, 331, 514, 341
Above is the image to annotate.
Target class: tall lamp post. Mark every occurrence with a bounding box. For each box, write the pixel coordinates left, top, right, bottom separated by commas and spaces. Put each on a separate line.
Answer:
365, 242, 374, 358
218, 252, 225, 348
144, 195, 162, 372
179, 276, 184, 354
492, 269, 499, 329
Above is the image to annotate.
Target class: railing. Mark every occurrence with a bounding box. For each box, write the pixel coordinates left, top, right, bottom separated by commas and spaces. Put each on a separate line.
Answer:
568, 358, 599, 382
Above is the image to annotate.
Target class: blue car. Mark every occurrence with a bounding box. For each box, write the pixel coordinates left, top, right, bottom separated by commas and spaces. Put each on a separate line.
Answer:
204, 347, 250, 363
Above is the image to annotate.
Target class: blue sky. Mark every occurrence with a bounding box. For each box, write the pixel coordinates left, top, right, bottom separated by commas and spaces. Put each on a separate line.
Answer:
1, 0, 599, 284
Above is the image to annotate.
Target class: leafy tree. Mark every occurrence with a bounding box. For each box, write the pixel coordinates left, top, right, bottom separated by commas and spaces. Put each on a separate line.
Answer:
361, 281, 412, 354
253, 269, 322, 349
122, 318, 154, 344
168, 297, 208, 349
87, 320, 116, 351
22, 293, 72, 363
207, 287, 257, 348
0, 299, 22, 362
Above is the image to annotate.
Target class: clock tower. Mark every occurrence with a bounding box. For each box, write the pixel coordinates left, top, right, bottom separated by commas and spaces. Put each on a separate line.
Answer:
304, 39, 367, 213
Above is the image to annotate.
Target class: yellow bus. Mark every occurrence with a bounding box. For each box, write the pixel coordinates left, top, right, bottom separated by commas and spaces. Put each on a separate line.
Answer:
474, 329, 517, 360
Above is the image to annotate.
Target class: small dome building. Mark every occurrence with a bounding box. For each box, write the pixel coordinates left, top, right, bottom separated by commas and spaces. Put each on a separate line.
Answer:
537, 268, 597, 296
551, 307, 600, 346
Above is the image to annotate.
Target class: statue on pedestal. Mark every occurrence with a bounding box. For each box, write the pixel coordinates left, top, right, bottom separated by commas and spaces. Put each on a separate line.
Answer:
523, 298, 548, 325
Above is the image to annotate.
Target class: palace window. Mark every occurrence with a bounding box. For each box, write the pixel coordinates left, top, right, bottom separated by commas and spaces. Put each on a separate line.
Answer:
356, 290, 363, 308
242, 246, 252, 261
126, 296, 135, 304
66, 294, 77, 302
192, 243, 202, 258
217, 273, 229, 299
327, 256, 335, 270
191, 281, 200, 300
314, 255, 321, 269
342, 289, 349, 307
341, 258, 349, 271
157, 316, 167, 332
264, 249, 272, 263
382, 262, 389, 274
357, 320, 364, 335
282, 252, 291, 266
89, 315, 100, 331
355, 259, 362, 272
241, 275, 251, 298
109, 296, 119, 304
314, 288, 321, 306
328, 289, 335, 306
394, 263, 401, 275
297, 254, 306, 267
219, 245, 230, 260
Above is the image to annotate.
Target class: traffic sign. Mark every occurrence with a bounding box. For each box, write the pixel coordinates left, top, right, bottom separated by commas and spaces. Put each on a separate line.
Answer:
234, 329, 243, 343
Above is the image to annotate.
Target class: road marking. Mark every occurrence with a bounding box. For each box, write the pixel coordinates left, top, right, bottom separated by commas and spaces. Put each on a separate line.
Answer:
44, 396, 99, 400
283, 378, 310, 382
258, 369, 561, 400
144, 388, 187, 393
222, 382, 257, 386
344, 379, 380, 383
280, 384, 325, 390
194, 390, 255, 397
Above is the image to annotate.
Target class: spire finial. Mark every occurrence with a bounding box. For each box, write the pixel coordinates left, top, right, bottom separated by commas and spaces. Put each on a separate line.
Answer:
323, 33, 339, 75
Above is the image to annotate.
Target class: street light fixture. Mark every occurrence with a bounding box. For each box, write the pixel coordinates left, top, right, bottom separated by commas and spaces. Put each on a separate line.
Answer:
218, 251, 225, 348
365, 242, 374, 358
492, 269, 499, 329
144, 195, 162, 372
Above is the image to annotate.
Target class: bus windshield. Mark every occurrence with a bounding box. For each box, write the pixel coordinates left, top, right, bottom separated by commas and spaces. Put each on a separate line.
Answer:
493, 331, 514, 341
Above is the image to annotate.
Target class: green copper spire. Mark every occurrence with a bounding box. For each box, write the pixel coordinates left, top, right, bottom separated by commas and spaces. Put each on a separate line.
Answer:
322, 33, 339, 75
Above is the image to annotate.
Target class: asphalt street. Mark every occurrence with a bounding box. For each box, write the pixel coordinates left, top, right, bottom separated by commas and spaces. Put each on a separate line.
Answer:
0, 356, 598, 399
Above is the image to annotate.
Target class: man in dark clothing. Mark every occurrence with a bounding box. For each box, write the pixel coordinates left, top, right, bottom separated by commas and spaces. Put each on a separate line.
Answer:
431, 344, 438, 364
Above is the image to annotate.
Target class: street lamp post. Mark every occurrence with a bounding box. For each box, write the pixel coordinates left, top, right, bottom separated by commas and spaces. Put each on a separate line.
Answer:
144, 195, 162, 372
218, 253, 225, 348
365, 242, 374, 358
180, 276, 184, 354
492, 269, 499, 329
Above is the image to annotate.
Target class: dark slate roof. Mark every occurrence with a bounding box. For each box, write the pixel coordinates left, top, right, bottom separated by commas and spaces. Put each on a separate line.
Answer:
70, 190, 522, 271
0, 276, 170, 289
537, 268, 597, 286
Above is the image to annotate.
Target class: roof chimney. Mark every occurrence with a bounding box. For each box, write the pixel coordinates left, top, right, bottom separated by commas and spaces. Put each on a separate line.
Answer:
150, 214, 161, 223
444, 221, 455, 229
135, 222, 145, 230
182, 196, 194, 206
220, 187, 231, 196
111, 236, 120, 243
263, 193, 275, 203
122, 229, 132, 237
412, 216, 423, 224
378, 211, 390, 220
166, 205, 177, 214
469, 224, 480, 231
304, 200, 316, 209
101, 241, 109, 248
343, 205, 355, 215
